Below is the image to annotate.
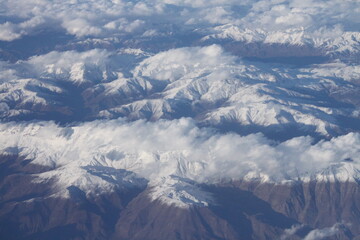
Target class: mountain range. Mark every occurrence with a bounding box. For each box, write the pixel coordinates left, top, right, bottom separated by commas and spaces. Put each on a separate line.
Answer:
1, 0, 360, 239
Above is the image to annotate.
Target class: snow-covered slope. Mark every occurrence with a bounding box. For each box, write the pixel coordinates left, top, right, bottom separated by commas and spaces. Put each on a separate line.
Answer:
300, 161, 360, 183
101, 46, 360, 136
2, 45, 359, 138
202, 25, 360, 57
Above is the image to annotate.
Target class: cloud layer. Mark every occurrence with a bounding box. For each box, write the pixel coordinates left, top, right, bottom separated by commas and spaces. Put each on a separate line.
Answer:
0, 0, 359, 53
133, 44, 235, 82
1, 118, 360, 199
281, 223, 344, 240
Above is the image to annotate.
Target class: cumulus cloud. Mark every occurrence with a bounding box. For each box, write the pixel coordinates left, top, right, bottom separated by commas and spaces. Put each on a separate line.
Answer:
133, 45, 235, 82
281, 223, 344, 240
0, 22, 22, 41
280, 224, 305, 240
0, 0, 358, 48
275, 12, 312, 26
303, 223, 342, 240
0, 16, 46, 41
10, 49, 117, 84
0, 118, 360, 197
25, 49, 110, 73
61, 18, 102, 37
245, 0, 359, 31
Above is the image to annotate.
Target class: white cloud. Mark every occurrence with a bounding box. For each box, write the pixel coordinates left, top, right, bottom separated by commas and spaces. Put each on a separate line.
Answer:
18, 16, 46, 29
133, 45, 235, 82
280, 223, 344, 240
0, 15, 46, 41
21, 49, 112, 83
280, 224, 304, 240
61, 18, 102, 37
275, 12, 312, 26
104, 18, 145, 33
1, 118, 360, 197
303, 223, 342, 240
0, 22, 22, 41
0, 0, 358, 47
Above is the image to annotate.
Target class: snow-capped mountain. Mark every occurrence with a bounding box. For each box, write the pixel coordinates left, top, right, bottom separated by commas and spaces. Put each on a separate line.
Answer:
1, 45, 360, 139
202, 24, 360, 57
1, 119, 360, 205
1, 0, 360, 239
1, 119, 360, 239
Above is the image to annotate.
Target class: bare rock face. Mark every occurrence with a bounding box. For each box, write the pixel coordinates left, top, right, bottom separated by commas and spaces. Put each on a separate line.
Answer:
0, 155, 145, 240
0, 154, 359, 240
232, 181, 358, 239
112, 186, 301, 240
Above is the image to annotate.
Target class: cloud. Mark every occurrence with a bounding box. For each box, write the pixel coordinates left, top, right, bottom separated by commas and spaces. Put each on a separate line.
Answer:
0, 22, 22, 41
0, 16, 46, 41
61, 18, 102, 37
0, 0, 148, 39
280, 224, 304, 240
104, 18, 145, 33
133, 45, 235, 82
280, 223, 345, 240
0, 13, 48, 41
1, 118, 360, 197
275, 12, 312, 26
303, 223, 342, 240
17, 49, 114, 83
245, 0, 359, 31
0, 0, 358, 50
